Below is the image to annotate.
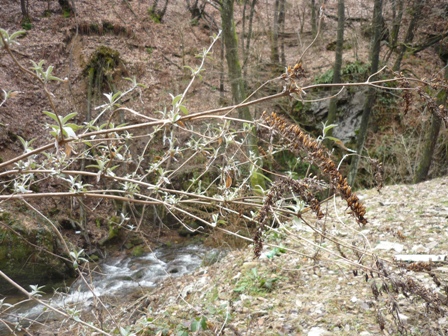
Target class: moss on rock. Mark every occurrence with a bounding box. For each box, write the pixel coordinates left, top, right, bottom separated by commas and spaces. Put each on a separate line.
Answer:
99, 216, 122, 245
0, 212, 74, 295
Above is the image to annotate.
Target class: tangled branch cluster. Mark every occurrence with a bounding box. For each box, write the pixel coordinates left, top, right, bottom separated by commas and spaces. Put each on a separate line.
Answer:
281, 63, 307, 99
399, 76, 448, 126
417, 87, 448, 126
253, 177, 327, 257
373, 260, 448, 334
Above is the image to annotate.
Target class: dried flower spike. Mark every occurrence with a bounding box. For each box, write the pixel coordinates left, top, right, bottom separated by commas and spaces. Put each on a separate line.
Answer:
262, 112, 368, 226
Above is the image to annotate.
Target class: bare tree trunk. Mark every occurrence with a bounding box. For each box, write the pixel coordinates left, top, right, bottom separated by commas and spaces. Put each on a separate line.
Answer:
246, 0, 257, 53
160, 0, 169, 20
221, 0, 265, 189
348, 0, 383, 186
271, 0, 280, 64
58, 0, 74, 15
311, 0, 317, 37
278, 0, 286, 66
271, 0, 286, 69
414, 62, 448, 182
221, 0, 248, 117
326, 0, 345, 142
242, 0, 248, 62
390, 0, 403, 51
149, 0, 169, 22
385, 0, 403, 62
220, 41, 225, 100
20, 0, 29, 19
392, 0, 424, 71
298, 5, 306, 34
243, 0, 257, 78
186, 0, 205, 20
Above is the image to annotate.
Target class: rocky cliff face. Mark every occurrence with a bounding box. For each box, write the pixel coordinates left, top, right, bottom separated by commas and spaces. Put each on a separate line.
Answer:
308, 88, 367, 142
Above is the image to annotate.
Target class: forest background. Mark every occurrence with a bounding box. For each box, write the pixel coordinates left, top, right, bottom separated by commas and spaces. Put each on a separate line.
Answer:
1, 0, 448, 335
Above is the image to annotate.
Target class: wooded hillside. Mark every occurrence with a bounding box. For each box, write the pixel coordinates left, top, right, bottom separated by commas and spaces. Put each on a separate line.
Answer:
1, 0, 448, 335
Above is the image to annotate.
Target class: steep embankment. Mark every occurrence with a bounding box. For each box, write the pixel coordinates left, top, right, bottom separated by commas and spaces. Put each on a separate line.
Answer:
126, 177, 448, 335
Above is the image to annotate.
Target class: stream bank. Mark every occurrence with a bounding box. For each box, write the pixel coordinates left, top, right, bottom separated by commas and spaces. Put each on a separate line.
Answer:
2, 244, 226, 335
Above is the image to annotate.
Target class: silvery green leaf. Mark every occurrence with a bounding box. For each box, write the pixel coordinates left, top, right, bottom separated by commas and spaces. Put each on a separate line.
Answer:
9, 30, 26, 41
63, 126, 77, 139
62, 112, 78, 124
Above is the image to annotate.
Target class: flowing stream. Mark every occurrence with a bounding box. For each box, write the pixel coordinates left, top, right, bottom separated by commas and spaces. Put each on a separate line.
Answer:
1, 244, 215, 334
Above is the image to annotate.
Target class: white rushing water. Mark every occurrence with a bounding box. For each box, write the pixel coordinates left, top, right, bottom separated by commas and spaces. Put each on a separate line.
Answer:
2, 245, 212, 334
